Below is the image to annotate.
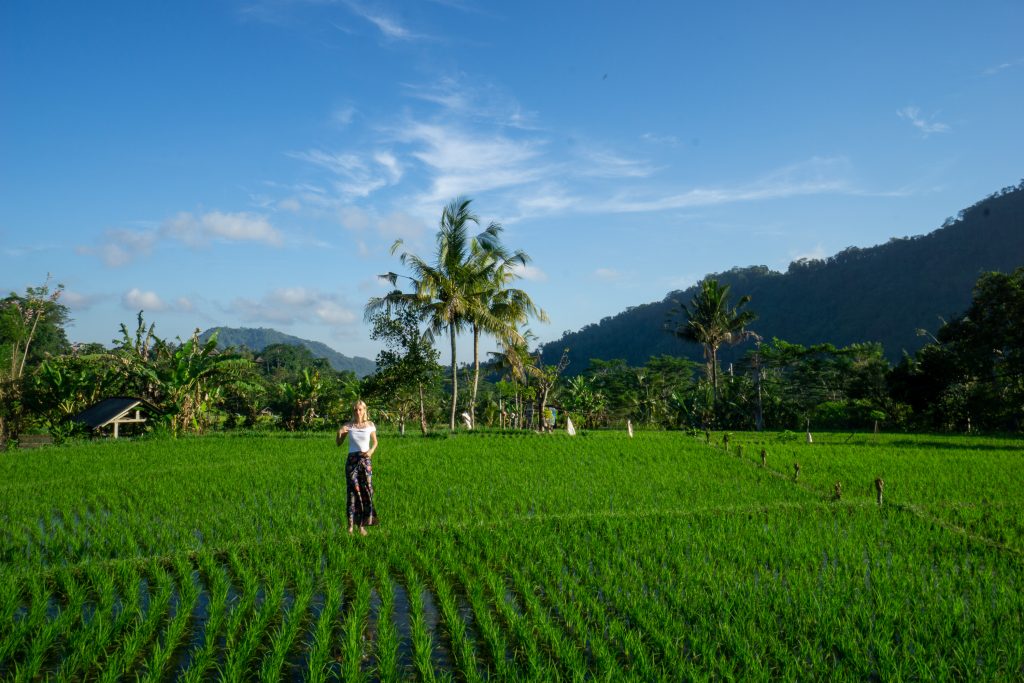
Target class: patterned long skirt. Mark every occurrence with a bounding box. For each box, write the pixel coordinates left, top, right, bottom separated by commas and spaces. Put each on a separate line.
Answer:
345, 452, 377, 527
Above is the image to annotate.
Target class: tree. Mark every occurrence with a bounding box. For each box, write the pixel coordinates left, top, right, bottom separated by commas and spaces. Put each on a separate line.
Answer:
0, 277, 69, 444
365, 307, 441, 434
372, 197, 504, 431
891, 267, 1024, 431
669, 278, 757, 405
465, 235, 546, 428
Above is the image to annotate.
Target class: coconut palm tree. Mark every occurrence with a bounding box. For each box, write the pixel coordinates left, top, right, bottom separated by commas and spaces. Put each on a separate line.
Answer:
670, 278, 757, 402
370, 197, 500, 431
464, 236, 547, 428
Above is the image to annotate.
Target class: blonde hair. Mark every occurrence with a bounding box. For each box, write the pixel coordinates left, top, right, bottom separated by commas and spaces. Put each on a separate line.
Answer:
352, 400, 369, 423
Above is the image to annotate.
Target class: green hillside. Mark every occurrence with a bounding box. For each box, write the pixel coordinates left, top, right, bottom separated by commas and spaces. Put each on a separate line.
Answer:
542, 181, 1024, 371
200, 326, 376, 377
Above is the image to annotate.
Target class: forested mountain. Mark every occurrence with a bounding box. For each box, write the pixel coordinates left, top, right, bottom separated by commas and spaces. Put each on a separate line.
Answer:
200, 327, 376, 377
541, 181, 1024, 372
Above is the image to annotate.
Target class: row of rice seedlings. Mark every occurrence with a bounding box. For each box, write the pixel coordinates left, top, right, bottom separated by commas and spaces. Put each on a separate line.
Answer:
501, 557, 590, 678
96, 562, 174, 682
217, 549, 259, 676
411, 542, 482, 682
304, 563, 344, 683
392, 556, 444, 682
74, 561, 144, 680
371, 560, 400, 681
52, 564, 118, 681
498, 525, 656, 679
463, 543, 551, 679
257, 567, 314, 682
340, 562, 371, 683
11, 568, 88, 681
177, 550, 231, 682
138, 556, 201, 682
518, 524, 664, 677
437, 545, 517, 680
220, 564, 285, 680
0, 573, 49, 671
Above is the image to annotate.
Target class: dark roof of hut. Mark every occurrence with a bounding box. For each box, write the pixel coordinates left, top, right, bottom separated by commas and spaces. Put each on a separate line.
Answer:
72, 397, 159, 430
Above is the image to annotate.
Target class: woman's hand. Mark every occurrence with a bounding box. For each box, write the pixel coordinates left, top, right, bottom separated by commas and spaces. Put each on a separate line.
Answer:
336, 424, 350, 446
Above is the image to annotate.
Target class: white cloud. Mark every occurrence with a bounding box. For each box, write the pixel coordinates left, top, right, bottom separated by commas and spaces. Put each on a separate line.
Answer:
278, 198, 302, 212
229, 287, 358, 328
594, 268, 621, 281
61, 289, 101, 310
338, 206, 430, 244
200, 211, 282, 245
162, 211, 282, 247
511, 263, 548, 282
122, 288, 168, 312
897, 106, 951, 136
790, 244, 827, 263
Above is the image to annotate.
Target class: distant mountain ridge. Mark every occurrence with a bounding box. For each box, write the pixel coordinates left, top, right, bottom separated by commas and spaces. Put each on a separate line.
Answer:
541, 181, 1024, 372
200, 327, 376, 378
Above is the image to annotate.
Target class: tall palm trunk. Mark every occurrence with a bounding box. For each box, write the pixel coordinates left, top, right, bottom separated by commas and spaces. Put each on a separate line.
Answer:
710, 345, 719, 399
449, 323, 458, 431
418, 384, 428, 434
470, 324, 481, 429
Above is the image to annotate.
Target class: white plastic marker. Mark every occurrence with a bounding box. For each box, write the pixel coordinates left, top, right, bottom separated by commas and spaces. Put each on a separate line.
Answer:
566, 417, 576, 436
627, 419, 634, 438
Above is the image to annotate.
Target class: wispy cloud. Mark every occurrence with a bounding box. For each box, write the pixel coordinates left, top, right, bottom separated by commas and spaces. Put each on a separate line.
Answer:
593, 268, 622, 282
595, 157, 852, 214
228, 287, 357, 327
395, 121, 549, 211
982, 57, 1024, 76
641, 132, 680, 146
344, 1, 425, 41
897, 106, 951, 136
289, 148, 400, 199
576, 147, 656, 179
401, 75, 537, 128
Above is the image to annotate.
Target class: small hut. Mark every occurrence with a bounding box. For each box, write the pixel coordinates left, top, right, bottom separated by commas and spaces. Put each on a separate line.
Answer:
72, 397, 159, 438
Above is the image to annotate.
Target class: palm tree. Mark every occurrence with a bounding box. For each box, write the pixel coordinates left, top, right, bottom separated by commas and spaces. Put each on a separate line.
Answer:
465, 236, 547, 428
369, 197, 499, 431
670, 279, 757, 402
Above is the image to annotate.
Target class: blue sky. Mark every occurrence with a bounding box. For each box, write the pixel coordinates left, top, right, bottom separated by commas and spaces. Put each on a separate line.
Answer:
3, 1, 1022, 361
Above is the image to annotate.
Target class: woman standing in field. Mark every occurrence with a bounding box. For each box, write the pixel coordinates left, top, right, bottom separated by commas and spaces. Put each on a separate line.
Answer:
336, 400, 378, 536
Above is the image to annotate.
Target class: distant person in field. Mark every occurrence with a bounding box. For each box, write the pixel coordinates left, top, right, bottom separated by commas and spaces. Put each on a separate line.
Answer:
336, 400, 378, 536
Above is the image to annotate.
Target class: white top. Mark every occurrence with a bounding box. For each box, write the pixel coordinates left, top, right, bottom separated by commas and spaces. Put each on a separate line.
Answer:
347, 422, 376, 453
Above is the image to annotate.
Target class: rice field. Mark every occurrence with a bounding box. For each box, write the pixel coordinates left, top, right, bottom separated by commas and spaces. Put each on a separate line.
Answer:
2, 430, 1023, 681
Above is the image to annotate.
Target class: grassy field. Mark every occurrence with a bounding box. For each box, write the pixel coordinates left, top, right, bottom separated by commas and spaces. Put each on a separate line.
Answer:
1, 430, 1023, 681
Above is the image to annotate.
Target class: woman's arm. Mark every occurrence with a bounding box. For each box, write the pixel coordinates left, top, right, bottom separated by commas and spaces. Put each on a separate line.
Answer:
367, 430, 378, 457
336, 423, 350, 447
